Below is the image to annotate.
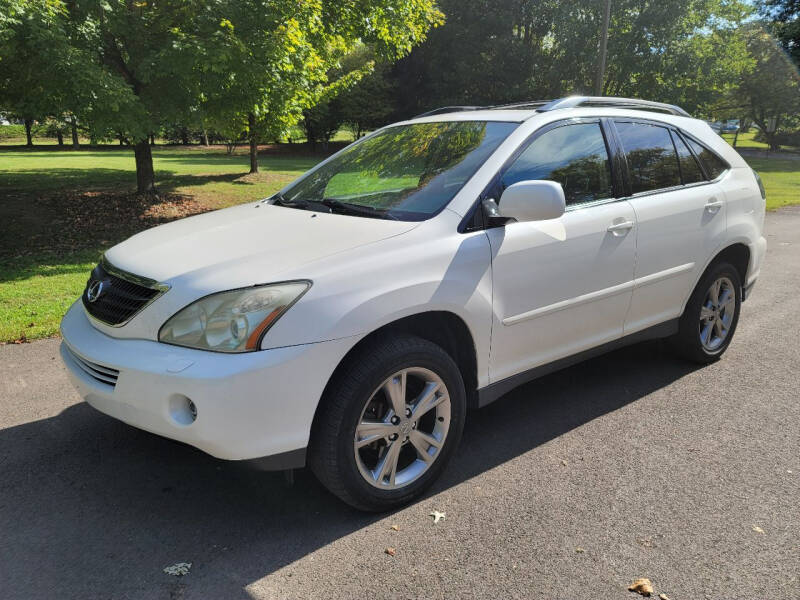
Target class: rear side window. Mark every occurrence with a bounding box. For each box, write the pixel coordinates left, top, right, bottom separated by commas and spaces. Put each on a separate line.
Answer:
501, 122, 613, 206
686, 138, 728, 179
671, 131, 704, 184
615, 121, 681, 193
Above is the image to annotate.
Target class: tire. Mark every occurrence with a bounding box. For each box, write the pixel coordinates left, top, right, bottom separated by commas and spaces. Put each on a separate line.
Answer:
308, 334, 466, 512
670, 261, 742, 364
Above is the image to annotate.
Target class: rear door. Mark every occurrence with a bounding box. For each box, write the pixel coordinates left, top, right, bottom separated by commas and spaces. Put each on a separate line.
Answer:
611, 120, 729, 334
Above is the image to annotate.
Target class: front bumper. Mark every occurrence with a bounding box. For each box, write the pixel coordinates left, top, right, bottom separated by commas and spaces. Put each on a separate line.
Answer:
60, 301, 357, 461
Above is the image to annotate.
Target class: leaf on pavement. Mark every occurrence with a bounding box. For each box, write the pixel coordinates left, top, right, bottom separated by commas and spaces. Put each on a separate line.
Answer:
163, 562, 192, 576
390, 524, 400, 531
385, 547, 396, 556
659, 594, 671, 600
628, 578, 654, 596
429, 510, 446, 524
752, 525, 765, 534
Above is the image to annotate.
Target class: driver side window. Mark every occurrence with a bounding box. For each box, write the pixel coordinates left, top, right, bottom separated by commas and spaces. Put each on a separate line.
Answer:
501, 122, 613, 206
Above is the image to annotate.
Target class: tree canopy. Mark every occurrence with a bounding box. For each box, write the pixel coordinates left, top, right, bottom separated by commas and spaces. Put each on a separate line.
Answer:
0, 0, 443, 191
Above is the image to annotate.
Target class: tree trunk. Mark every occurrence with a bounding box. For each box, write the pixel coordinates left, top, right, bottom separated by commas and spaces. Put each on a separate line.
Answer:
24, 119, 33, 146
248, 112, 258, 174
57, 131, 64, 146
594, 0, 611, 95
134, 139, 157, 194
202, 129, 209, 146
149, 133, 155, 146
71, 120, 79, 149
732, 126, 740, 148
181, 127, 189, 145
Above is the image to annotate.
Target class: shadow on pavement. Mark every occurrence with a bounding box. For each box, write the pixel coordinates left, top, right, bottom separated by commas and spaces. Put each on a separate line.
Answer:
0, 340, 699, 599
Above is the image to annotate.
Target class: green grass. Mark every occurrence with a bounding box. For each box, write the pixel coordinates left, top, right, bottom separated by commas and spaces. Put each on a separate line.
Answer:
721, 130, 768, 150
0, 144, 798, 343
0, 145, 321, 342
748, 158, 800, 211
0, 146, 318, 205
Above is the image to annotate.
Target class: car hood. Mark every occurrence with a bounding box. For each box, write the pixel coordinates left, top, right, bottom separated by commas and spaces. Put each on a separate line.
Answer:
104, 202, 419, 286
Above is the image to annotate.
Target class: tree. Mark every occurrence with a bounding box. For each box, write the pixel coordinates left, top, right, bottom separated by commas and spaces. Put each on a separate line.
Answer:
759, 0, 800, 65
1, 0, 442, 192
197, 2, 442, 175
734, 25, 800, 149
0, 1, 68, 146
390, 0, 753, 117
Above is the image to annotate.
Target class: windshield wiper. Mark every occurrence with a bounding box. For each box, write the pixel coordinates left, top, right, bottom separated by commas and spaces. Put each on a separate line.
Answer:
270, 193, 312, 210
320, 198, 397, 220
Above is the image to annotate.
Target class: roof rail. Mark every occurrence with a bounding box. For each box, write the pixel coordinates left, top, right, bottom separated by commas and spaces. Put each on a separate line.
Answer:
538, 96, 690, 117
487, 100, 553, 110
411, 96, 690, 120
413, 106, 484, 119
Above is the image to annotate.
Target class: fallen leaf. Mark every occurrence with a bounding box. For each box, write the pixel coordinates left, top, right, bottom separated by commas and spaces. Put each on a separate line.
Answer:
163, 562, 192, 576
560, 459, 568, 466
429, 510, 446, 524
659, 594, 671, 600
628, 578, 653, 596
390, 524, 400, 531
385, 547, 396, 556
752, 525, 765, 534
575, 547, 585, 553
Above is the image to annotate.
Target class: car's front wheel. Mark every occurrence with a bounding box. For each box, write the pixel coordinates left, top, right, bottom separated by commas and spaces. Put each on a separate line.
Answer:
309, 334, 466, 511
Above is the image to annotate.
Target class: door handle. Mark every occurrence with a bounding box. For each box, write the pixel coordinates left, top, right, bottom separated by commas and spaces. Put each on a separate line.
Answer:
705, 198, 724, 213
607, 220, 635, 235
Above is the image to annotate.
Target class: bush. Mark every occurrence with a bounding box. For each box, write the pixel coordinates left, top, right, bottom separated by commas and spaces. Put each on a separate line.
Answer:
753, 128, 800, 149
0, 123, 55, 141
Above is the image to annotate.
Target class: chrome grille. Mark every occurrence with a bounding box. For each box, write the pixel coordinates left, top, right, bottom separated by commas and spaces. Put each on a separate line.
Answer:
64, 344, 119, 387
82, 259, 167, 326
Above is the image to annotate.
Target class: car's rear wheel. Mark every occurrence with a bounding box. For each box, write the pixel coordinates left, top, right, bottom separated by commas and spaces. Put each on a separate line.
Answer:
671, 261, 742, 364
309, 334, 466, 511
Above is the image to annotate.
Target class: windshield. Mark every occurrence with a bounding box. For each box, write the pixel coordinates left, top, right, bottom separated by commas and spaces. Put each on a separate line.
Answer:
278, 121, 518, 221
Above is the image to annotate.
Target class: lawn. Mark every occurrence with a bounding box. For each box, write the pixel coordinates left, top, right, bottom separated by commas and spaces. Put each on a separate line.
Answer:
1, 143, 798, 343
0, 145, 322, 342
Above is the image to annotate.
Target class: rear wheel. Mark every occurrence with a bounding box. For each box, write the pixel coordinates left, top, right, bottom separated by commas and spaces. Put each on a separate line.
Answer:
671, 261, 742, 364
309, 334, 466, 511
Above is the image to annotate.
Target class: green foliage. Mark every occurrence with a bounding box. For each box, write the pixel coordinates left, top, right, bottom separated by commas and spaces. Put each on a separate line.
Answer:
391, 0, 754, 116
759, 0, 800, 66
733, 25, 800, 149
0, 0, 442, 188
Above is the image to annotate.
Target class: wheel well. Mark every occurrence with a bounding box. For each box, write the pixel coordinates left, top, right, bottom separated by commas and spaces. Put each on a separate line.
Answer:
320, 312, 479, 413
711, 243, 750, 288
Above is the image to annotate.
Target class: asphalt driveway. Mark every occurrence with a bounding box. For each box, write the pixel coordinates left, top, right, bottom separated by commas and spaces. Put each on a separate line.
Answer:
1, 209, 798, 599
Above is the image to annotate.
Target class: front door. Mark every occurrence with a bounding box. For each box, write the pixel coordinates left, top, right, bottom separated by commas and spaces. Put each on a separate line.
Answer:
485, 120, 637, 383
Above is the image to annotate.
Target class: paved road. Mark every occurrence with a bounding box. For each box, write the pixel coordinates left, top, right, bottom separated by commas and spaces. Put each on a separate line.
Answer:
1, 210, 798, 600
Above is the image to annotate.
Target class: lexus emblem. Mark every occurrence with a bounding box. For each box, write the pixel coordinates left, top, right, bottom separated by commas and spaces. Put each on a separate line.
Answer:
86, 280, 105, 303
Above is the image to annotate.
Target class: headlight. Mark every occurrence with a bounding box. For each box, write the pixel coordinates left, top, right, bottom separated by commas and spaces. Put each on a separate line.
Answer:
159, 281, 310, 352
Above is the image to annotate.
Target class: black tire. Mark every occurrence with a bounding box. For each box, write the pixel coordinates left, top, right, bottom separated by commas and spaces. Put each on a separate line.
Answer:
308, 334, 466, 512
670, 261, 742, 364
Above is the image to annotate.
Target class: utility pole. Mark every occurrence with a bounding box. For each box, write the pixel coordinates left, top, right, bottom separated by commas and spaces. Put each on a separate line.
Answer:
594, 0, 611, 96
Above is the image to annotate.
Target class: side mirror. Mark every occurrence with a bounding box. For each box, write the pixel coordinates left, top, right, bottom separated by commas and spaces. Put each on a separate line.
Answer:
498, 180, 566, 222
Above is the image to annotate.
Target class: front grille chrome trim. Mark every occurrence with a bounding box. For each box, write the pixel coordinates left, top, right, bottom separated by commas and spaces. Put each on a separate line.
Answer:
82, 256, 170, 328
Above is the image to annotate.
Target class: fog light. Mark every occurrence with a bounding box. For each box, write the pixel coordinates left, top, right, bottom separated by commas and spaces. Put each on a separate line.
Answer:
168, 394, 197, 426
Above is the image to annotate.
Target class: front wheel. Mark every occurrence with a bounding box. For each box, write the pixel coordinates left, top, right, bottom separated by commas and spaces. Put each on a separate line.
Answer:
670, 261, 742, 364
308, 334, 466, 511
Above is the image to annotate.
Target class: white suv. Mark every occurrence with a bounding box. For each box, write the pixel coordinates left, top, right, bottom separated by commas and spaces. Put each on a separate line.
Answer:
60, 96, 767, 511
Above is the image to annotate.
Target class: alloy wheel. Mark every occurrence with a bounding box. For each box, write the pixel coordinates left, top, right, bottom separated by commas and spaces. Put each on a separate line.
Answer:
354, 367, 451, 490
699, 276, 736, 351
